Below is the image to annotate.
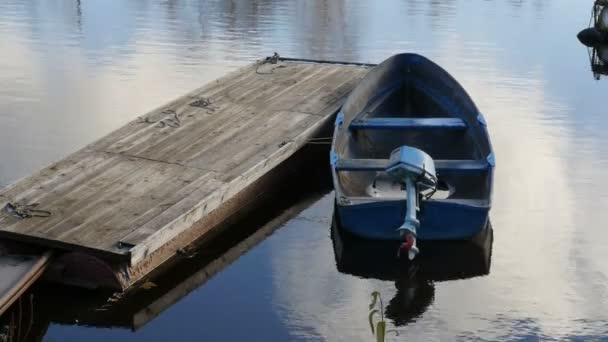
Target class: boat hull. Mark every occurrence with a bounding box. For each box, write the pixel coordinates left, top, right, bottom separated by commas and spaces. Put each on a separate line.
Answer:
335, 199, 489, 240
330, 53, 494, 243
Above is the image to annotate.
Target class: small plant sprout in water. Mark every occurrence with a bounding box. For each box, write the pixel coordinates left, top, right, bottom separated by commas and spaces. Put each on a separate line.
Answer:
368, 291, 399, 342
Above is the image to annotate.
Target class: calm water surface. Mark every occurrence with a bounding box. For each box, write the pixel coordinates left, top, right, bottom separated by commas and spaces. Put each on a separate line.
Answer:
1, 0, 608, 341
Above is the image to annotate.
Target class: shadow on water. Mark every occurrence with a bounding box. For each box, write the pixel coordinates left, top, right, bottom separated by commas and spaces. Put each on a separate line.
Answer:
0, 143, 335, 341
331, 211, 493, 326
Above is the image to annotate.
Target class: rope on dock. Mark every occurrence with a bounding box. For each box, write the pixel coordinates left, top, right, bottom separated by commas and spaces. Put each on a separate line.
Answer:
189, 98, 216, 113
176, 247, 198, 259
3, 203, 51, 219
136, 98, 217, 129
159, 110, 181, 128
256, 52, 286, 74
137, 109, 181, 128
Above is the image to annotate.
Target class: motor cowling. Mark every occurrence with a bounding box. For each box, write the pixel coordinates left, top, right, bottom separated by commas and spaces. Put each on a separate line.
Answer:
386, 146, 437, 190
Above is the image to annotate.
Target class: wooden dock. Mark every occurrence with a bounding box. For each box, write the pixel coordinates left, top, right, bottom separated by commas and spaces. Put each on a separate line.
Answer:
0, 57, 370, 290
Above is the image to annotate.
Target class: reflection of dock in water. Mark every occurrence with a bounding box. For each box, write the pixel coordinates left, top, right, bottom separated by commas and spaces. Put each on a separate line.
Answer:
331, 213, 493, 325
128, 188, 325, 330
0, 144, 333, 338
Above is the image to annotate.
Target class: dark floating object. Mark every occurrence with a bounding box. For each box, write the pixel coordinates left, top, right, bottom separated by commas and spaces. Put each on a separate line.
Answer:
330, 53, 494, 259
577, 27, 608, 47
578, 0, 608, 79
330, 214, 492, 326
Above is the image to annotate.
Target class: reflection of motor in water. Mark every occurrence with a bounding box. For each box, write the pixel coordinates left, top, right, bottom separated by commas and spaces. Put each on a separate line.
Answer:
330, 212, 493, 327
578, 0, 608, 79
384, 269, 435, 326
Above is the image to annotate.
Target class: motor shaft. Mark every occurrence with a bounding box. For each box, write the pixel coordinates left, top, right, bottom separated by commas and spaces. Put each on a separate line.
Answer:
398, 176, 420, 260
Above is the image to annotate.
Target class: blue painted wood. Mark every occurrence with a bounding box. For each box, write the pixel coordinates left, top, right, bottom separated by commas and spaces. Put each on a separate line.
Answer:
334, 158, 489, 172
349, 117, 467, 130
435, 159, 490, 172
336, 199, 489, 240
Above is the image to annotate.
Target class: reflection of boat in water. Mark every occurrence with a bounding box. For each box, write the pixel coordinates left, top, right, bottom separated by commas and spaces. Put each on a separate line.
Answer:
385, 277, 435, 326
330, 53, 494, 260
578, 0, 608, 79
330, 212, 492, 325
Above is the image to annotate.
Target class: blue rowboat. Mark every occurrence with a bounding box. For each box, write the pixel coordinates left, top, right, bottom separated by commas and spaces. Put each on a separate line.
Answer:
330, 53, 494, 259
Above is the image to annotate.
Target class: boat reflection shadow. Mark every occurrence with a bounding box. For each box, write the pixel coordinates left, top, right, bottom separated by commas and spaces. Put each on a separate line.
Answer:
330, 212, 493, 326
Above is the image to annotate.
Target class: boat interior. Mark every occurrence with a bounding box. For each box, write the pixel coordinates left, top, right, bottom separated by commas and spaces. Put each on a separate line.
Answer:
333, 56, 493, 206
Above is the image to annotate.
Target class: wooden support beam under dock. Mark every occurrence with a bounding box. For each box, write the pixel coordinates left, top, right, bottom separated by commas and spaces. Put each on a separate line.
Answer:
0, 57, 370, 290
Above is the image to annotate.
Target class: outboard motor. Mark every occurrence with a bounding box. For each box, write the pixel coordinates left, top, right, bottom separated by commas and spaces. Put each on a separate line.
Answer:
386, 146, 437, 260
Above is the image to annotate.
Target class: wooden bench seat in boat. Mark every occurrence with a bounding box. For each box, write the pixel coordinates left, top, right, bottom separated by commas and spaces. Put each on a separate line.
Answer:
349, 117, 467, 130
334, 158, 489, 172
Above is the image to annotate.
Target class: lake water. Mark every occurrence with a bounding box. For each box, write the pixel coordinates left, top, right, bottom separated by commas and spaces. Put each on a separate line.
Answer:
1, 0, 608, 341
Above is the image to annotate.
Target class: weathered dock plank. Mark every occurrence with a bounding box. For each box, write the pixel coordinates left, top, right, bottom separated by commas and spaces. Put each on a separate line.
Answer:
0, 58, 369, 288
0, 241, 51, 316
